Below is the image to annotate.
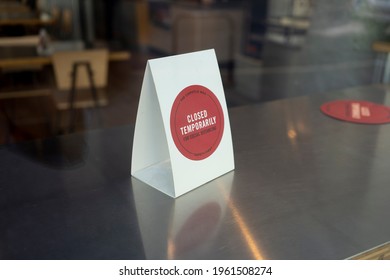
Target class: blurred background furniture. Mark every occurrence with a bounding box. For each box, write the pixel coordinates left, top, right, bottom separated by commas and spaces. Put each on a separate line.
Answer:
0, 0, 56, 38
172, 11, 235, 80
372, 41, 390, 83
148, 2, 243, 80
0, 43, 129, 96
51, 49, 109, 132
0, 34, 38, 46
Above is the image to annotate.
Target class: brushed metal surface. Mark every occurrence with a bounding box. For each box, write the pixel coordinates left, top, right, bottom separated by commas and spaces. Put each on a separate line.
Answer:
1, 85, 390, 259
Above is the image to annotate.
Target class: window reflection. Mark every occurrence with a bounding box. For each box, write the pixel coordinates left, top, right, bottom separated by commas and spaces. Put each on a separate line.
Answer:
0, 0, 389, 144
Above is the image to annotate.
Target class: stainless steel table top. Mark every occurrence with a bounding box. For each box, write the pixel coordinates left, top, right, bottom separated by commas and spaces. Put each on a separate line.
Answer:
1, 85, 390, 259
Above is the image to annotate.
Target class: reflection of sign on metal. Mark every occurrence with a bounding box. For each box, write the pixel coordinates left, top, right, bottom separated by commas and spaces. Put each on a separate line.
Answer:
173, 202, 222, 255
132, 172, 234, 259
348, 241, 390, 260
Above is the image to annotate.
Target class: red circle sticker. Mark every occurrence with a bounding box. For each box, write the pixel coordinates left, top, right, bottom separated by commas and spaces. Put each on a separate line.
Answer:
170, 85, 224, 161
320, 100, 390, 124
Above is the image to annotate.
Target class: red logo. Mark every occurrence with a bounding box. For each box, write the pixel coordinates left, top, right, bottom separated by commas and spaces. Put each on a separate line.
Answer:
170, 85, 224, 160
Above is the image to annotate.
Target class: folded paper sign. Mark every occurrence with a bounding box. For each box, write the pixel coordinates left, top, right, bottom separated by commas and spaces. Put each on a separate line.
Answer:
131, 49, 234, 197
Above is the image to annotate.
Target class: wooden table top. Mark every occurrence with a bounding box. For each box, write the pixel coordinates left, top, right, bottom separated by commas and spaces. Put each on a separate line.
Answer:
372, 41, 390, 53
0, 17, 56, 26
0, 46, 131, 99
0, 5, 55, 27
0, 46, 131, 68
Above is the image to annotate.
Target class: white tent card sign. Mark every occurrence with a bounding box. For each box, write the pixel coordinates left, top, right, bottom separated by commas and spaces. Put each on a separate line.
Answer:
131, 49, 234, 198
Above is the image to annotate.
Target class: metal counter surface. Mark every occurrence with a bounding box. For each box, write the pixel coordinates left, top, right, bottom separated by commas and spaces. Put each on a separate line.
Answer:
1, 85, 390, 259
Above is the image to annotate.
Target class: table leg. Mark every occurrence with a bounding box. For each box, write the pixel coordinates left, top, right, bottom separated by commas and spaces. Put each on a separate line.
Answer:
382, 53, 390, 83
373, 53, 385, 83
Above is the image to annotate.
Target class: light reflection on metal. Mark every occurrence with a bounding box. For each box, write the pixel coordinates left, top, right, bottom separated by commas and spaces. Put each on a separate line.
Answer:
167, 239, 175, 260
218, 185, 264, 260
288, 129, 297, 139
297, 122, 307, 134
167, 207, 177, 260
228, 198, 264, 260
